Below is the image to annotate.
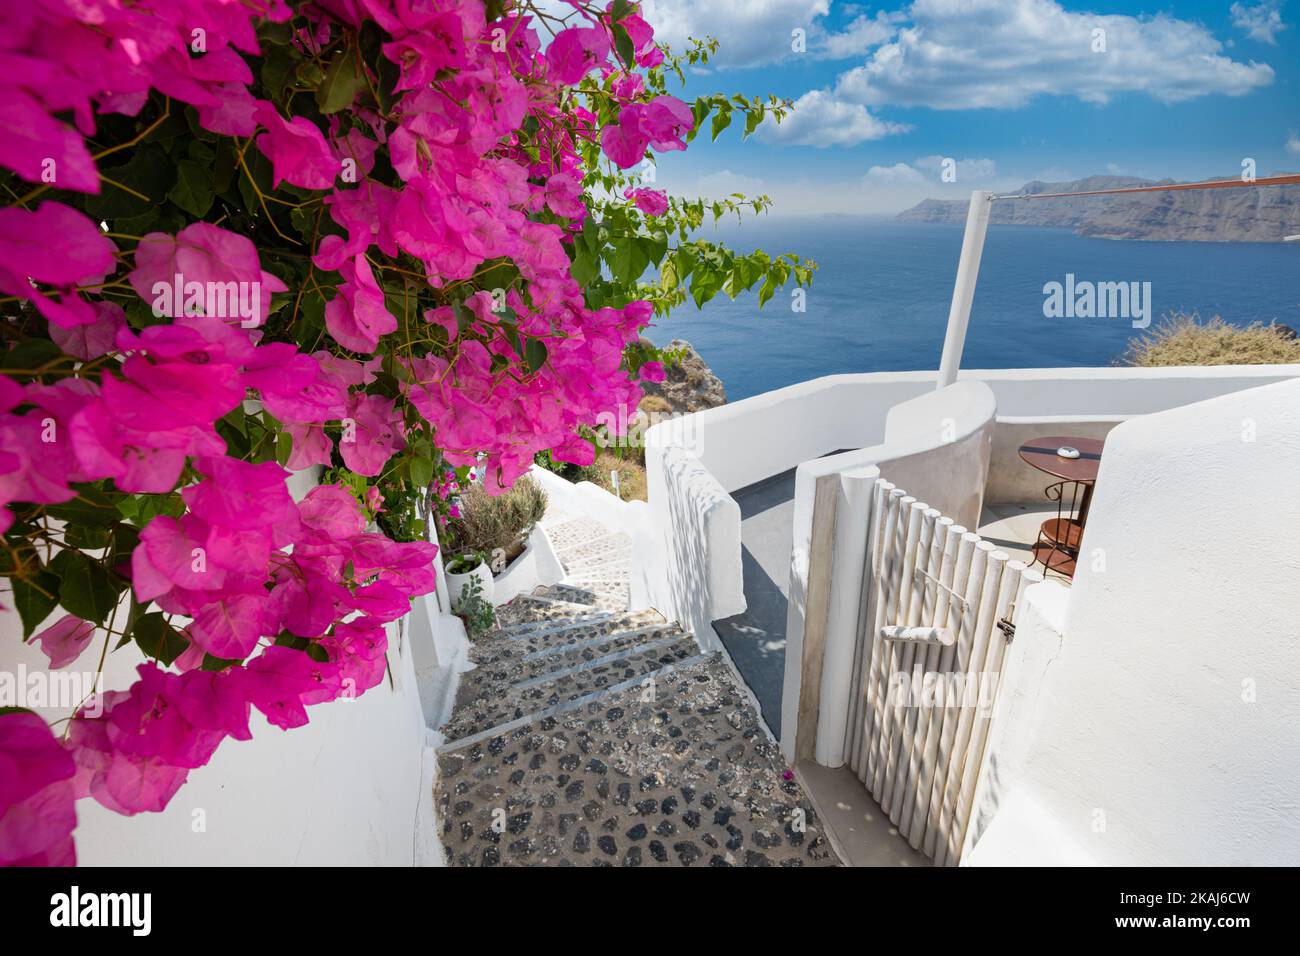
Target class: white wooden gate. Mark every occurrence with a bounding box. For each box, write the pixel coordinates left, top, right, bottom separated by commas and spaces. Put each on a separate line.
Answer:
845, 479, 1042, 866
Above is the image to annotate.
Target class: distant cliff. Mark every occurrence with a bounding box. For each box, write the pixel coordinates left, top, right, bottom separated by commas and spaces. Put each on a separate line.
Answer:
896, 174, 1300, 242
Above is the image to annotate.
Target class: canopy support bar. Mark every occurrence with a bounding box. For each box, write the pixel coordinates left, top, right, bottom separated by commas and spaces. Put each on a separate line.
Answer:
936, 190, 993, 389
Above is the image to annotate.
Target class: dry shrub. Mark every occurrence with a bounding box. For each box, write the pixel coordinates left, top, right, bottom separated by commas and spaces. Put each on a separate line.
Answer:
1121, 313, 1300, 367
446, 475, 548, 561
591, 450, 647, 502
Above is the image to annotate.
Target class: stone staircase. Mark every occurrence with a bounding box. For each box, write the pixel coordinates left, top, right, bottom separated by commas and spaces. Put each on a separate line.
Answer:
434, 511, 840, 867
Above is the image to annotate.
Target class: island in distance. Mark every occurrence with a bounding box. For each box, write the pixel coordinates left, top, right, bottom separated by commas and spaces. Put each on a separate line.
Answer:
896, 173, 1299, 242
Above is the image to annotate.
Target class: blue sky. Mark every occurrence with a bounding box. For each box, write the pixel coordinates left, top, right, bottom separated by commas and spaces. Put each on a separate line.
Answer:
625, 0, 1300, 215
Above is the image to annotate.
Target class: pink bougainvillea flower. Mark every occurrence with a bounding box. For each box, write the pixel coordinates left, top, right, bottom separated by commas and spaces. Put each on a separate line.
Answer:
182, 457, 299, 540
625, 187, 668, 217
187, 591, 268, 660
32, 614, 95, 669
48, 300, 126, 360
639, 360, 666, 383
324, 254, 398, 352
242, 646, 340, 730
322, 618, 389, 696
0, 203, 116, 327
128, 221, 287, 326
346, 580, 409, 623
297, 484, 367, 540
196, 82, 260, 136
600, 117, 650, 169
0, 711, 78, 867
333, 128, 378, 178
0, 89, 100, 194
69, 701, 191, 816
106, 665, 226, 770
339, 393, 406, 477
639, 96, 694, 151
284, 422, 335, 470
133, 515, 227, 601
383, 12, 470, 91
254, 101, 338, 190
544, 171, 587, 220
545, 26, 610, 85
174, 668, 252, 743
610, 71, 645, 100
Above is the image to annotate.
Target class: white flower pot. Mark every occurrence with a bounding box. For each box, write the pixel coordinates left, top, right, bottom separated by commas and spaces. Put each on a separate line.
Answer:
447, 559, 493, 611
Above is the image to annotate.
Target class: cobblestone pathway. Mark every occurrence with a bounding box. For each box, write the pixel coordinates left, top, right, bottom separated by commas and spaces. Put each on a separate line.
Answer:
434, 511, 840, 867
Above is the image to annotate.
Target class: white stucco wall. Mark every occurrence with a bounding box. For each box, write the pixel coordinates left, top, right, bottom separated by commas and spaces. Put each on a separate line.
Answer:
642, 445, 743, 651
3, 462, 468, 866
967, 376, 1300, 866
0, 597, 462, 865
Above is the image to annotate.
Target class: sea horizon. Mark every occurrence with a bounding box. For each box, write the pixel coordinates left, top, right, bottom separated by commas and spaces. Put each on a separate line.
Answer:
645, 218, 1300, 400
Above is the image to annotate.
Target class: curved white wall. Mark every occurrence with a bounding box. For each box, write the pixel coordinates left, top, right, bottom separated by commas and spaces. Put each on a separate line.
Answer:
969, 376, 1300, 866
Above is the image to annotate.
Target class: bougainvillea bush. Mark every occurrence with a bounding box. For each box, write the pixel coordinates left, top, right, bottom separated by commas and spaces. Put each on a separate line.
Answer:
0, 0, 813, 865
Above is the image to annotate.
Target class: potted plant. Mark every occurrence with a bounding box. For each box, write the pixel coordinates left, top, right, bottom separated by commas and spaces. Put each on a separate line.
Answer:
445, 551, 494, 611
444, 477, 548, 578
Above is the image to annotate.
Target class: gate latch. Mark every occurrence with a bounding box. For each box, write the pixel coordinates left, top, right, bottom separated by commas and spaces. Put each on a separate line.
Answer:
996, 617, 1016, 641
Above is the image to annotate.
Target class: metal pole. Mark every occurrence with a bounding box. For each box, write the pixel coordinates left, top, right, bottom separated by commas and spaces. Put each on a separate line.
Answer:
936, 190, 993, 389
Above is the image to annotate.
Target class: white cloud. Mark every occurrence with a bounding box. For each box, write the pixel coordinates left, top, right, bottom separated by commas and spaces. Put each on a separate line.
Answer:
641, 0, 830, 67
758, 89, 911, 147
832, 0, 1274, 110
822, 11, 903, 59
1287, 132, 1300, 155
690, 169, 768, 199
1231, 1, 1289, 45
913, 155, 999, 181
862, 162, 928, 185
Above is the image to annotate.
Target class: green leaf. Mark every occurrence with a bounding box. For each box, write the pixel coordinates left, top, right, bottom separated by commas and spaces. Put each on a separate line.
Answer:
409, 455, 434, 488
11, 570, 60, 638
275, 430, 294, 466
46, 488, 124, 527
50, 551, 121, 624
611, 22, 636, 67
317, 49, 366, 114
1, 338, 66, 374
524, 338, 548, 373
710, 106, 733, 141
85, 146, 175, 220
168, 159, 215, 217
609, 239, 650, 284
132, 612, 188, 666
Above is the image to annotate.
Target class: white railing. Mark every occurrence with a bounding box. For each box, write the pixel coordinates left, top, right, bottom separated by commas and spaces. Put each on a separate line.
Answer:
845, 477, 1042, 866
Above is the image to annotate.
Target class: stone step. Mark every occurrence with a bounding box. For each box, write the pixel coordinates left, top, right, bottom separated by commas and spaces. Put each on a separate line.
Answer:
436, 655, 839, 867
534, 583, 626, 611
558, 535, 632, 567
561, 554, 631, 574
455, 615, 675, 702
543, 517, 613, 553
441, 638, 704, 746
493, 594, 599, 631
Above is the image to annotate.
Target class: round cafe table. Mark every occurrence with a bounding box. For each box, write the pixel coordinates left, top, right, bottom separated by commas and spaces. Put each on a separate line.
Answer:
1017, 436, 1105, 576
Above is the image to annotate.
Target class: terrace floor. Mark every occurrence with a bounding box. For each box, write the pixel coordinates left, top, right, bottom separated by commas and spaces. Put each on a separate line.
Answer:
712, 466, 799, 739
978, 502, 1074, 584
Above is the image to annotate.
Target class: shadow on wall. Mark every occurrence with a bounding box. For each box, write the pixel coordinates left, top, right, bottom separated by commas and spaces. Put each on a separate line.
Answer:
651, 446, 744, 652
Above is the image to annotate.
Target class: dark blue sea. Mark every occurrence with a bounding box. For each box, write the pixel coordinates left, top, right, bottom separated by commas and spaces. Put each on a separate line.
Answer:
643, 218, 1300, 400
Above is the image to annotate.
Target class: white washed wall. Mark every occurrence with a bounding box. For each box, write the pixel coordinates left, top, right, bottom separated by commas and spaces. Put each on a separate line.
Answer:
966, 376, 1300, 866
